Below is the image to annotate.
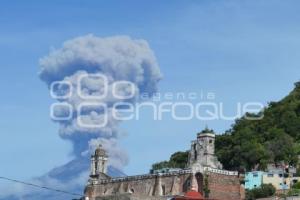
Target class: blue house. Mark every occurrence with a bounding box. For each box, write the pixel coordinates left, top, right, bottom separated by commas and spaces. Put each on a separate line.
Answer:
245, 171, 264, 190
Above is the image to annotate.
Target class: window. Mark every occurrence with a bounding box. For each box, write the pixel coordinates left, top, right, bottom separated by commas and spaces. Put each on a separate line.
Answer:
95, 161, 98, 171
253, 173, 258, 177
267, 173, 274, 177
284, 173, 289, 178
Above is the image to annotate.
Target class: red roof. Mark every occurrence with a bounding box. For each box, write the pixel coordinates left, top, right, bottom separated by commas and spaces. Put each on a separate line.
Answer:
185, 190, 204, 199
173, 190, 204, 200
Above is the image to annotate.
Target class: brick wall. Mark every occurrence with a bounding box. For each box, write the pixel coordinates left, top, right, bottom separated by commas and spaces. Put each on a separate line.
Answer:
207, 172, 243, 200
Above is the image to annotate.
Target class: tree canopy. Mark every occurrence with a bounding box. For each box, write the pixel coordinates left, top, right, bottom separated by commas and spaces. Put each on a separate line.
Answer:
216, 82, 300, 171
246, 184, 276, 200
151, 151, 189, 170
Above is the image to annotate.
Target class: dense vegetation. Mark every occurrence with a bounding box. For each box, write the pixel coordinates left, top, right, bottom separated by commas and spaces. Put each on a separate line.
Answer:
151, 151, 189, 170
287, 182, 300, 197
245, 184, 276, 200
216, 82, 300, 171
151, 82, 300, 172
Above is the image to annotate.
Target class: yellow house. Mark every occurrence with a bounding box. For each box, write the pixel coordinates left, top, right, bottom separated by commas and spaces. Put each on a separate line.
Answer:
262, 172, 289, 190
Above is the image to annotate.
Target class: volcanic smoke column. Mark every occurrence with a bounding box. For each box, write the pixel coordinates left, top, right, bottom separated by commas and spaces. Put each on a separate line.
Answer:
39, 35, 162, 169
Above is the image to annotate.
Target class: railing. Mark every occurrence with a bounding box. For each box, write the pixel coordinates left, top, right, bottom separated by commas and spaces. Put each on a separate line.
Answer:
91, 169, 193, 184
89, 167, 238, 185
203, 167, 239, 176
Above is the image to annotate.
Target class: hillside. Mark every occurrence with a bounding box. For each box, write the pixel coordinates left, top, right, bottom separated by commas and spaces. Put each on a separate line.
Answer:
216, 82, 300, 171
152, 82, 300, 172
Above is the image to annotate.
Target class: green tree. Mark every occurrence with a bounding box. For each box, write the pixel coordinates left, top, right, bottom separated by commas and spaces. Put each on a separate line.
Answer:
266, 132, 298, 165
151, 151, 189, 171
169, 151, 189, 169
151, 161, 170, 170
246, 184, 276, 200
292, 182, 300, 189
215, 82, 300, 170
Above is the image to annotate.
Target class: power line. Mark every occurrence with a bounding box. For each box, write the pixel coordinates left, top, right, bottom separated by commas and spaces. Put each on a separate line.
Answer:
0, 176, 83, 197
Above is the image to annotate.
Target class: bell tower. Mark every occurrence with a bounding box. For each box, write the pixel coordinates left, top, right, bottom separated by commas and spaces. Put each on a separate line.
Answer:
188, 128, 222, 169
90, 145, 109, 179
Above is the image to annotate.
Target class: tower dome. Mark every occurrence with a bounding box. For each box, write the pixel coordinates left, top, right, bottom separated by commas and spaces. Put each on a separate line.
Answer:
94, 144, 108, 157
197, 127, 215, 138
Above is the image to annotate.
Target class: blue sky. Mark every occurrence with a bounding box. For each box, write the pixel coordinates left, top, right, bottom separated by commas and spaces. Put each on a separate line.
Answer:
0, 0, 300, 180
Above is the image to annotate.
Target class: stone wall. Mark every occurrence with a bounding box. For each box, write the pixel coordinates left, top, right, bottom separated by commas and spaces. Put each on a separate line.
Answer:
85, 171, 192, 200
85, 170, 244, 200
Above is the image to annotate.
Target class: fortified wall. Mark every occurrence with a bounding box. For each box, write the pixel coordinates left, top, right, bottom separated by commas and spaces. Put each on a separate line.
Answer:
85, 170, 191, 198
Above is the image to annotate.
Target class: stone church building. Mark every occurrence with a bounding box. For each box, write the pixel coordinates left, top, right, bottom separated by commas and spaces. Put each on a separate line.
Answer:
84, 130, 244, 200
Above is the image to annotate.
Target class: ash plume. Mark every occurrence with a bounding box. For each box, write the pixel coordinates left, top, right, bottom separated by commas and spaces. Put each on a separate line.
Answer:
39, 34, 162, 169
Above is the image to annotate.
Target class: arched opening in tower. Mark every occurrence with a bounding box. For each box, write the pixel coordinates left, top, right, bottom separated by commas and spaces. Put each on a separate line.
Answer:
195, 172, 204, 193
